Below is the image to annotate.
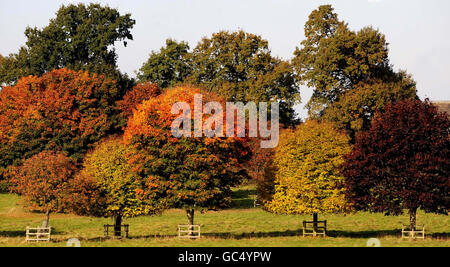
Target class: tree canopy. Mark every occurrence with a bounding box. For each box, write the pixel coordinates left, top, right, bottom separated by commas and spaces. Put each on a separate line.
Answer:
0, 3, 135, 85
266, 120, 352, 216
342, 99, 449, 230
138, 39, 192, 88
123, 86, 251, 227
0, 68, 125, 179
116, 82, 161, 128
9, 150, 77, 227
293, 4, 415, 121
138, 31, 301, 126
69, 138, 159, 236
322, 72, 417, 139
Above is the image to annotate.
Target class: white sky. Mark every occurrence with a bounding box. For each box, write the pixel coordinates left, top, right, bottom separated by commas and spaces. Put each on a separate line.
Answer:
1, 0, 449, 119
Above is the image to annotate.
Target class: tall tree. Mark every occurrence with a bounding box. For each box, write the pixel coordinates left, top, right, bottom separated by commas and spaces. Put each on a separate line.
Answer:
342, 99, 449, 230
0, 3, 135, 85
322, 72, 417, 140
9, 151, 77, 228
293, 5, 401, 118
0, 68, 125, 179
69, 138, 160, 237
124, 86, 251, 234
138, 31, 301, 126
188, 30, 300, 126
266, 121, 352, 229
138, 39, 192, 88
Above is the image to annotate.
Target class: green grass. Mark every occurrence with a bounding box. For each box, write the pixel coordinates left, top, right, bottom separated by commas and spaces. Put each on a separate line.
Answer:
0, 187, 448, 247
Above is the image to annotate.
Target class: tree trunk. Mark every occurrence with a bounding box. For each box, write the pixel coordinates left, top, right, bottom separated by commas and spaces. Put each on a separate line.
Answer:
186, 209, 195, 237
409, 208, 417, 231
313, 213, 318, 233
114, 215, 122, 237
43, 210, 51, 228
38, 210, 51, 239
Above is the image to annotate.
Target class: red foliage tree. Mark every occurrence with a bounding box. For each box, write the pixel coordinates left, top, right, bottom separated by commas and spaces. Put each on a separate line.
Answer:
116, 82, 161, 127
342, 99, 450, 230
0, 68, 125, 178
246, 138, 275, 183
9, 151, 77, 227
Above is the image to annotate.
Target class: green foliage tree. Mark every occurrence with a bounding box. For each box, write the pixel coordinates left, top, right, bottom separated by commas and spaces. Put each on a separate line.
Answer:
138, 39, 192, 88
138, 31, 301, 126
322, 72, 417, 139
69, 138, 159, 237
266, 121, 352, 230
189, 30, 300, 126
293, 5, 414, 120
0, 3, 135, 85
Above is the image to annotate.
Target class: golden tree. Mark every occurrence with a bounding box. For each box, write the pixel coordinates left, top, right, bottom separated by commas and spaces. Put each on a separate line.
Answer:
69, 138, 160, 237
266, 121, 352, 228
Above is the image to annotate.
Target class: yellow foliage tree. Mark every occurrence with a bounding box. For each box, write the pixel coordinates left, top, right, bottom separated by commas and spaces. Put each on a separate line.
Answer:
266, 120, 352, 227
71, 137, 160, 237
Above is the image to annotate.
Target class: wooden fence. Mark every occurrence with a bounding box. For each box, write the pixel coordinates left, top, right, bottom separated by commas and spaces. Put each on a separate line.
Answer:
402, 225, 425, 239
26, 226, 51, 242
104, 224, 129, 239
302, 220, 327, 237
178, 224, 201, 239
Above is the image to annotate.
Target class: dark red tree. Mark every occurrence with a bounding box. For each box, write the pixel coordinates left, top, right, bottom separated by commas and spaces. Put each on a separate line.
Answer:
342, 99, 449, 230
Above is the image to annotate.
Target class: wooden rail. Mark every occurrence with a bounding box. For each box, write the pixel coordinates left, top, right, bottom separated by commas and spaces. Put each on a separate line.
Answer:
178, 224, 201, 239
26, 226, 51, 242
402, 225, 425, 239
104, 224, 129, 239
302, 220, 327, 237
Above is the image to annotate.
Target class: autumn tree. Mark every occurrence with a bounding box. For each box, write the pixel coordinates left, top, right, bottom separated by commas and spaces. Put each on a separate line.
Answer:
293, 5, 415, 120
116, 82, 161, 128
138, 39, 192, 88
124, 86, 251, 233
9, 151, 77, 228
342, 99, 449, 231
266, 121, 352, 229
0, 3, 135, 85
255, 156, 277, 207
243, 138, 277, 205
322, 72, 417, 139
138, 31, 301, 126
0, 68, 126, 179
69, 138, 159, 237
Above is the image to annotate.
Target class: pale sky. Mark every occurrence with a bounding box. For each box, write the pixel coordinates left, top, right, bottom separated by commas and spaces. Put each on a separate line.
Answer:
1, 0, 449, 119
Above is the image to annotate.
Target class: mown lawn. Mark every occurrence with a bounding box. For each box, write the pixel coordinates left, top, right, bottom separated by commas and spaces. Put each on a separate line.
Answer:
0, 186, 448, 247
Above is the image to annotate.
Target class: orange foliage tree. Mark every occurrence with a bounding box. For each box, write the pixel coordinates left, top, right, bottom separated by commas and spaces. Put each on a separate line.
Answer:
123, 86, 251, 231
116, 82, 161, 128
9, 151, 77, 227
0, 68, 127, 179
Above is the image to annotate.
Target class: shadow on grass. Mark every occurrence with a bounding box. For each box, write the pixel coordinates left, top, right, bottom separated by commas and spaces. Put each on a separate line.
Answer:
203, 229, 300, 239
67, 229, 450, 242
201, 229, 450, 240
0, 229, 65, 238
327, 229, 400, 238
0, 231, 25, 238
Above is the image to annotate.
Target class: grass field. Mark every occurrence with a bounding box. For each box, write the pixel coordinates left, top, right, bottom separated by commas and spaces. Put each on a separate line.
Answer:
0, 186, 448, 247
